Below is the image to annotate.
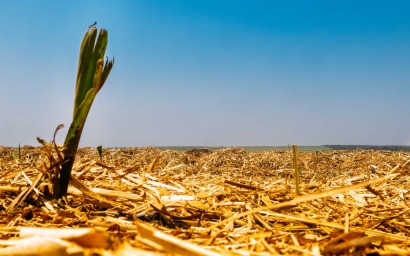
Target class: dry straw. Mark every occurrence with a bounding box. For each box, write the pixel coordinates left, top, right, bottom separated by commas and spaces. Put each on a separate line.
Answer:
0, 145, 409, 255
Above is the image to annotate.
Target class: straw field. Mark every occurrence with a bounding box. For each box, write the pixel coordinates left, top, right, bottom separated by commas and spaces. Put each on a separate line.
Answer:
0, 146, 409, 255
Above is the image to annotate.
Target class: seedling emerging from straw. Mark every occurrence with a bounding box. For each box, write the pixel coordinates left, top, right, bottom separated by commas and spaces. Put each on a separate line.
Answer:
293, 144, 300, 195
97, 145, 103, 161
11, 143, 21, 162
55, 26, 114, 198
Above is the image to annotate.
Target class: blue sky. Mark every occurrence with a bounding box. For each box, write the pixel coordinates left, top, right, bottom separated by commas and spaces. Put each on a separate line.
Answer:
1, 1, 410, 147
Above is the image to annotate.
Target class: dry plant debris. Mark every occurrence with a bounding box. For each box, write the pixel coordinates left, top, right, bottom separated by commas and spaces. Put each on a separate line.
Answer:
0, 145, 409, 255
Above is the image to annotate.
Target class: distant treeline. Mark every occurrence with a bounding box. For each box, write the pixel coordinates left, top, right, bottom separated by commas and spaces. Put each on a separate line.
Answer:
323, 145, 410, 152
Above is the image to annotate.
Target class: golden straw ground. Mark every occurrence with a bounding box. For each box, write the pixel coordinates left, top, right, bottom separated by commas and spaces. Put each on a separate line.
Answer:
0, 146, 409, 255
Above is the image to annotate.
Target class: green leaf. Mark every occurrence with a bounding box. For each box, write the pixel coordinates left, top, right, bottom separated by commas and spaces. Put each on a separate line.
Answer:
73, 28, 109, 118
97, 145, 103, 160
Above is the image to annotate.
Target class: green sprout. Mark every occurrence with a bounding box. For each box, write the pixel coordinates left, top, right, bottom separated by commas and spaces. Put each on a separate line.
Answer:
11, 143, 21, 161
97, 145, 103, 161
56, 26, 114, 199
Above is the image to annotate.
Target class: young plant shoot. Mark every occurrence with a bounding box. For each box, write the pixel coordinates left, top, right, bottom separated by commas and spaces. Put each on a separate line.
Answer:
56, 26, 114, 198
97, 145, 103, 161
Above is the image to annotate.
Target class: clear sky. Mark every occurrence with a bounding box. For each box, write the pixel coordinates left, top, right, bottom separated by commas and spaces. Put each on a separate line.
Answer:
1, 1, 410, 147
